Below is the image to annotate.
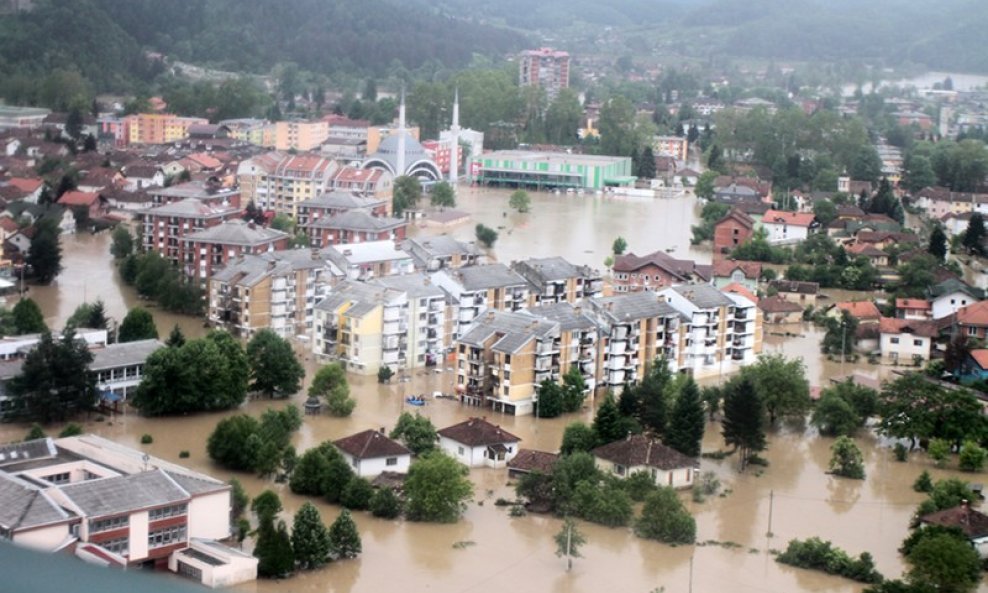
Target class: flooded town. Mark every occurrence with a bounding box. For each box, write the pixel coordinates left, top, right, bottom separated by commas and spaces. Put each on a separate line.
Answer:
3, 2, 988, 593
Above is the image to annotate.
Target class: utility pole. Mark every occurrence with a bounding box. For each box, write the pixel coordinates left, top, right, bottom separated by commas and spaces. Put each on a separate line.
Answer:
566, 520, 573, 572
766, 489, 774, 538
840, 321, 847, 376
688, 554, 694, 593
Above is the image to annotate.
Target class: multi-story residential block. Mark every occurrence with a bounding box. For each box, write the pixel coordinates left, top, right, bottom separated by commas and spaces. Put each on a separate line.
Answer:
147, 181, 241, 209
270, 120, 329, 151
218, 118, 269, 146
0, 435, 255, 586
588, 292, 682, 388
237, 152, 337, 217
519, 48, 570, 100
329, 166, 393, 200
432, 264, 531, 339
209, 249, 341, 338
323, 240, 415, 281
511, 256, 603, 305
312, 280, 407, 374
528, 302, 599, 393
181, 220, 290, 283
123, 113, 210, 145
324, 115, 370, 141
403, 236, 482, 271
301, 211, 407, 249
139, 199, 242, 265
612, 250, 711, 293
373, 273, 450, 367
296, 192, 389, 227
652, 135, 688, 161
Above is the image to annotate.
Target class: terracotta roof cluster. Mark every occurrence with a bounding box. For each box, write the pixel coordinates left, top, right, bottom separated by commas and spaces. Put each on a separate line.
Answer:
721, 282, 758, 304
334, 429, 411, 460
592, 434, 695, 470
58, 190, 101, 207
759, 295, 803, 314
878, 317, 938, 338
437, 417, 520, 447
896, 298, 930, 311
506, 449, 559, 474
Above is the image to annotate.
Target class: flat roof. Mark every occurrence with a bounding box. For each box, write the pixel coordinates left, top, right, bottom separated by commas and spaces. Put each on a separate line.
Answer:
476, 150, 630, 167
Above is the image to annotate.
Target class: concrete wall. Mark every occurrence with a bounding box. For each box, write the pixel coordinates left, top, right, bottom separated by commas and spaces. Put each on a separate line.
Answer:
13, 523, 71, 551
189, 491, 231, 541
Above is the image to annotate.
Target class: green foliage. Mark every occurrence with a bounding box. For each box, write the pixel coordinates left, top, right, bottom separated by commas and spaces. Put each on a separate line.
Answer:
110, 226, 134, 259
930, 139, 988, 193
915, 478, 976, 518
251, 490, 284, 524
592, 392, 631, 446
393, 176, 422, 217
958, 440, 986, 472
291, 502, 332, 570
690, 201, 730, 244
622, 471, 659, 502
58, 423, 83, 438
377, 365, 393, 384
561, 366, 587, 413
961, 212, 986, 256
741, 353, 810, 425
404, 452, 473, 523
611, 236, 628, 255
894, 443, 909, 462
370, 487, 403, 519
928, 226, 948, 262
27, 219, 62, 284
140, 433, 152, 444
536, 379, 563, 418
635, 487, 697, 544
254, 518, 293, 579
247, 329, 304, 398
430, 182, 456, 208
166, 325, 186, 348
730, 228, 792, 264
10, 330, 96, 423
554, 518, 587, 571
11, 299, 47, 335
341, 477, 375, 511
829, 437, 865, 480
812, 199, 838, 226
906, 532, 982, 593
207, 406, 301, 475
812, 392, 861, 437
776, 537, 883, 584
117, 307, 158, 343
665, 377, 705, 458
328, 509, 362, 560
638, 358, 672, 435
133, 332, 248, 415
721, 376, 766, 470
121, 252, 203, 315
560, 422, 597, 456
309, 363, 355, 417
475, 224, 498, 248
928, 438, 950, 467
229, 478, 249, 519
390, 412, 438, 456
24, 424, 45, 441
694, 170, 718, 200
570, 479, 634, 527
879, 374, 988, 448
290, 446, 336, 497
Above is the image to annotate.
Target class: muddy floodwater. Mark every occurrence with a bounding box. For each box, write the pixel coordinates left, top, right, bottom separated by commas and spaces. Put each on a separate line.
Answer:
5, 193, 987, 592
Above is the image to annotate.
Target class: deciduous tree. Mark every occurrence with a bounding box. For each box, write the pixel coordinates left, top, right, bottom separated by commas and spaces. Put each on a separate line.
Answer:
741, 353, 810, 425
390, 412, 438, 456
509, 190, 531, 213
560, 422, 597, 455
404, 452, 473, 523
829, 436, 865, 479
247, 329, 304, 398
117, 307, 158, 343
430, 181, 456, 208
554, 518, 586, 571
635, 487, 696, 544
11, 298, 46, 335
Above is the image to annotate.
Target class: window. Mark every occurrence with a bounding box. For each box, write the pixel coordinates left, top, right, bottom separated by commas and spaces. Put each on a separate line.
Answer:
177, 561, 202, 582
90, 515, 129, 533
102, 537, 129, 555
149, 504, 187, 521
613, 464, 626, 476
386, 457, 398, 466
890, 337, 900, 344
969, 327, 979, 337
913, 339, 923, 347
457, 446, 465, 455
148, 524, 187, 549
44, 472, 70, 485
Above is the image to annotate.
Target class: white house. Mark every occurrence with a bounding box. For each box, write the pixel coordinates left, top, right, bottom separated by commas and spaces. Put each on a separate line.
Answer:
928, 279, 984, 320
941, 212, 974, 238
437, 417, 521, 468
759, 209, 816, 245
879, 317, 937, 365
592, 434, 696, 489
919, 503, 988, 559
333, 429, 412, 478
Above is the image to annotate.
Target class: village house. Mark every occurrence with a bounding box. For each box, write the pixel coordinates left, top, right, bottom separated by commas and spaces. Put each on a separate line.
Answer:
57, 190, 109, 222
769, 280, 819, 308
3, 177, 43, 202
928, 278, 985, 320
333, 429, 412, 478
592, 434, 696, 489
712, 208, 755, 260
611, 250, 711, 293
758, 296, 804, 324
896, 298, 932, 320
918, 503, 988, 558
0, 435, 256, 586
832, 301, 883, 324
437, 417, 521, 468
845, 243, 890, 268
759, 209, 816, 245
878, 317, 937, 366
711, 259, 762, 292
959, 350, 988, 384
506, 449, 559, 478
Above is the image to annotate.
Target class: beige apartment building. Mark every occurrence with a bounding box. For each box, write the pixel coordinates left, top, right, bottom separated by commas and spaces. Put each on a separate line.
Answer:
270, 120, 330, 151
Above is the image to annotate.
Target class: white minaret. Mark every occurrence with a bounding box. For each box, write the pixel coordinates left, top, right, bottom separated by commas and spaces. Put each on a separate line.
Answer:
449, 88, 460, 184
396, 88, 407, 178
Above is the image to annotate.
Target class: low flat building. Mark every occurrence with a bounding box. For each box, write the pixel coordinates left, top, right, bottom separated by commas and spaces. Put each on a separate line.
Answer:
471, 150, 634, 191
90, 340, 164, 404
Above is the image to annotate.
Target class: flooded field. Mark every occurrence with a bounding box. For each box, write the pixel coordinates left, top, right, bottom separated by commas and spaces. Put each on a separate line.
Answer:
7, 199, 987, 592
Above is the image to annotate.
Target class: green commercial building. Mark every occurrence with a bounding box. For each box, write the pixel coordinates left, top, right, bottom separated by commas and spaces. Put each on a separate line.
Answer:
471, 150, 635, 190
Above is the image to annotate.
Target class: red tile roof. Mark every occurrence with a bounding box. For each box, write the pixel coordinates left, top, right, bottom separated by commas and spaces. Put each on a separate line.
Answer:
592, 434, 695, 469
7, 177, 42, 193
58, 190, 101, 207
613, 250, 711, 282
878, 316, 938, 338
722, 282, 758, 304
920, 504, 988, 539
837, 301, 882, 321
712, 259, 762, 279
896, 298, 930, 311
334, 429, 411, 460
971, 349, 988, 370
957, 301, 988, 327
761, 209, 816, 227
506, 449, 558, 474
0, 217, 19, 233
758, 296, 802, 314
437, 417, 520, 447
714, 208, 755, 231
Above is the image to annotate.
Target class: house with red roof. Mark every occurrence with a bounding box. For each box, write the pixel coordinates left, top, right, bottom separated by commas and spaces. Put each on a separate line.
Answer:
333, 428, 412, 478
846, 242, 889, 267
896, 298, 931, 320
759, 209, 817, 245
712, 208, 755, 259
879, 317, 937, 365
919, 502, 988, 558
437, 417, 520, 468
956, 300, 988, 340
833, 301, 882, 324
58, 190, 108, 221
712, 259, 762, 292
592, 434, 696, 489
5, 178, 43, 202
960, 350, 988, 384
759, 296, 803, 324
611, 250, 712, 293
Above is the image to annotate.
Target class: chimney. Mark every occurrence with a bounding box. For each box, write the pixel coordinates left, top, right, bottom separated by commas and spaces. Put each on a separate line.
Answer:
962, 499, 970, 525
248, 221, 256, 230
379, 426, 386, 434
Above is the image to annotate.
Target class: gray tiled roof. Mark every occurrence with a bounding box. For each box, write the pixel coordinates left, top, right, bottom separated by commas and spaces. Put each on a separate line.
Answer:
301, 191, 385, 211
89, 340, 164, 372
139, 197, 238, 218
304, 211, 404, 232
528, 302, 597, 332
671, 284, 734, 309
0, 437, 57, 467
459, 310, 558, 354
403, 235, 479, 259
590, 292, 679, 323
512, 256, 581, 283
372, 273, 445, 298
184, 219, 288, 246
212, 250, 338, 287
164, 471, 228, 496
60, 469, 189, 517
0, 472, 73, 531
453, 264, 527, 291
315, 280, 403, 317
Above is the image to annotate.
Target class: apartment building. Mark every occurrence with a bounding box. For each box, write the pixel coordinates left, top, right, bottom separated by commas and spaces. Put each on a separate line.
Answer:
403, 236, 482, 271
270, 120, 329, 151
147, 181, 241, 209
121, 113, 210, 145
237, 152, 337, 217
139, 199, 242, 265
431, 264, 530, 339
652, 135, 689, 161
209, 249, 341, 338
512, 256, 604, 305
373, 273, 451, 368
518, 48, 570, 100
329, 166, 393, 200
312, 280, 407, 374
181, 220, 290, 283
323, 240, 415, 281
0, 435, 255, 586
528, 302, 599, 394
296, 192, 389, 228
588, 293, 682, 389
301, 211, 407, 249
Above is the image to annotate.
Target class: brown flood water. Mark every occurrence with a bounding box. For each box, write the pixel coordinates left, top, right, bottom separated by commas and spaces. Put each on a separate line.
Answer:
6, 203, 987, 592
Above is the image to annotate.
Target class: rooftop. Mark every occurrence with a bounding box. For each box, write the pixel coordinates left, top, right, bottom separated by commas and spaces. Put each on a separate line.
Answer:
60, 469, 189, 518
184, 219, 288, 246
139, 197, 239, 219
459, 309, 558, 354
334, 429, 411, 460
450, 264, 528, 292
527, 302, 597, 332
305, 211, 405, 232
590, 292, 680, 323
670, 284, 735, 309
323, 240, 412, 266
438, 417, 520, 447
89, 340, 164, 372
592, 434, 695, 470
507, 449, 559, 474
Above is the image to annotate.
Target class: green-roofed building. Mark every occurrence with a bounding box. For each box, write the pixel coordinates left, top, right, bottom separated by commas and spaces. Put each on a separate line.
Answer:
471, 150, 634, 191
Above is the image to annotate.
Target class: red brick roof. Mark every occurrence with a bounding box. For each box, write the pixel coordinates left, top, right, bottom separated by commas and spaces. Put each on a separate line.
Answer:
896, 298, 930, 311
0, 217, 19, 233
920, 504, 988, 539
333, 429, 411, 460
58, 190, 101, 207
7, 177, 42, 193
957, 301, 988, 327
878, 316, 938, 338
722, 282, 758, 304
506, 449, 558, 474
613, 250, 711, 282
712, 259, 762, 279
970, 349, 988, 370
592, 434, 695, 469
437, 417, 520, 447
836, 301, 882, 321
761, 209, 816, 227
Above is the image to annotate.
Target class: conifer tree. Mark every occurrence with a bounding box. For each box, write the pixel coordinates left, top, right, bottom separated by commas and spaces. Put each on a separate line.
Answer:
291, 502, 332, 569
721, 377, 766, 470
665, 377, 705, 458
328, 509, 362, 559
